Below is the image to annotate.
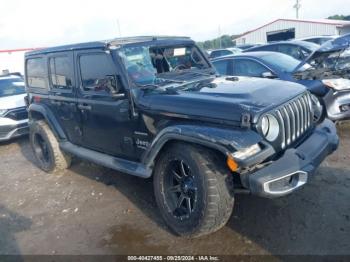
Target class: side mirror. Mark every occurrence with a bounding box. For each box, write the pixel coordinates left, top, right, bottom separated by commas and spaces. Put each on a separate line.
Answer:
104, 75, 117, 94
95, 75, 122, 96
261, 71, 277, 79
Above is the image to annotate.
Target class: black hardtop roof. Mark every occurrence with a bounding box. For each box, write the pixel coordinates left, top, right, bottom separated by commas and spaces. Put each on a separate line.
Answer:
25, 36, 193, 56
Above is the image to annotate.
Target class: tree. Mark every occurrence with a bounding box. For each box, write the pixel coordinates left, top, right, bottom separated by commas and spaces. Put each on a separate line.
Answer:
197, 35, 237, 50
328, 15, 350, 21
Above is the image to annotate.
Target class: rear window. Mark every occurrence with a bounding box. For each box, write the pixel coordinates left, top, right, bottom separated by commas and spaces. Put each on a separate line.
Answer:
26, 57, 48, 89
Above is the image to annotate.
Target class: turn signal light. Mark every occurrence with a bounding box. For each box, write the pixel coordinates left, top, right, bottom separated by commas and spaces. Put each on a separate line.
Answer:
226, 155, 238, 172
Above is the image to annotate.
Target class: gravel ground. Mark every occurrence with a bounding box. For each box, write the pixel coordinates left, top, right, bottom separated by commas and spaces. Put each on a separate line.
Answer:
0, 124, 349, 255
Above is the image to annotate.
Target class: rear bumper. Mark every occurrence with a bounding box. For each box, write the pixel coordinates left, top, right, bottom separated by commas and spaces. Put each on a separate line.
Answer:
0, 118, 29, 142
245, 119, 338, 198
324, 89, 350, 121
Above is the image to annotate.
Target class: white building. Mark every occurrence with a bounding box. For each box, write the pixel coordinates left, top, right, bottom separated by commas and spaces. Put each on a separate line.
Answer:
234, 18, 350, 45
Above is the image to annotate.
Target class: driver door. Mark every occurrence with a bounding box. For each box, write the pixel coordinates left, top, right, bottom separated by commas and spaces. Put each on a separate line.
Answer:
75, 50, 134, 158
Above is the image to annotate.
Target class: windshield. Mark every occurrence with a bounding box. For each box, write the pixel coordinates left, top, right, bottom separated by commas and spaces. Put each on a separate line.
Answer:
0, 77, 25, 98
118, 44, 211, 85
260, 52, 311, 73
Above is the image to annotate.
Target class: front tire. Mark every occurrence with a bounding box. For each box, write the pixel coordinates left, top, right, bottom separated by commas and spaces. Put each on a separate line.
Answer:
153, 143, 234, 237
30, 120, 71, 173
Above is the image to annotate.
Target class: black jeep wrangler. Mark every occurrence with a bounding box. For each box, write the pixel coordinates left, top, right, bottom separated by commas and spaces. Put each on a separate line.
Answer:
25, 36, 339, 237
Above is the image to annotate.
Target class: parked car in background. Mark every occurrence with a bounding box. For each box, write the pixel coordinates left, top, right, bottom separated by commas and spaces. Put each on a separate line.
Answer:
244, 40, 320, 61
298, 35, 337, 45
227, 47, 242, 54
212, 34, 350, 121
25, 36, 338, 237
0, 72, 28, 142
236, 43, 261, 50
208, 48, 240, 59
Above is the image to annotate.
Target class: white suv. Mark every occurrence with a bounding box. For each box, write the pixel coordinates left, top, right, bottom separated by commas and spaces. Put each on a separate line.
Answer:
0, 73, 28, 142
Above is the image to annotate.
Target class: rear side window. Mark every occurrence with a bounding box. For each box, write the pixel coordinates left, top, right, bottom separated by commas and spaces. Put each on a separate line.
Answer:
79, 53, 116, 93
49, 56, 73, 90
212, 59, 230, 75
232, 59, 268, 77
26, 58, 48, 89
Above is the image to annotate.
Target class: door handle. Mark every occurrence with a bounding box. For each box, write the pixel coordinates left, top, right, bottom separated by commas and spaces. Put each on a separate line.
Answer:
78, 104, 92, 111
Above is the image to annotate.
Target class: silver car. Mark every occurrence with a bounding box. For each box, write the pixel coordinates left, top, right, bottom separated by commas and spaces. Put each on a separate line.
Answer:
0, 73, 28, 141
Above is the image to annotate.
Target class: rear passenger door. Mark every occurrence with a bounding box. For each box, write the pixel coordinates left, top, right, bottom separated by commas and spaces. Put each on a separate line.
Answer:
76, 50, 133, 158
48, 53, 82, 145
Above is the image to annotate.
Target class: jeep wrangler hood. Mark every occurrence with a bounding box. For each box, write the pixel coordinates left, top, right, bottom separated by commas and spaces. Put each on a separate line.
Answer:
137, 76, 306, 125
294, 33, 350, 78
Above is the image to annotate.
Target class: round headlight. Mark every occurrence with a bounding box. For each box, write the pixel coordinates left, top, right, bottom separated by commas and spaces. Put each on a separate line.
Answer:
261, 116, 269, 136
261, 114, 280, 142
310, 94, 324, 123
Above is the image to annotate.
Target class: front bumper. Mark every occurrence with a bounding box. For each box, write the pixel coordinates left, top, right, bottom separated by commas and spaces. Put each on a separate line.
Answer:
244, 119, 339, 198
324, 89, 350, 121
0, 117, 29, 142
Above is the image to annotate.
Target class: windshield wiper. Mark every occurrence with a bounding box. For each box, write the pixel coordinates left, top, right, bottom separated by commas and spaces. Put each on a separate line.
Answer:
155, 77, 184, 84
136, 78, 183, 90
137, 83, 159, 90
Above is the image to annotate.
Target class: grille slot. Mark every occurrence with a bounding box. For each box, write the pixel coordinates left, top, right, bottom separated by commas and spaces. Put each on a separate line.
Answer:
5, 107, 28, 121
276, 93, 313, 149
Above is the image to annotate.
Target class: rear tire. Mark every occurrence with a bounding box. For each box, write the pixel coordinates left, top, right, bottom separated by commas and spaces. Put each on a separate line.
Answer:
153, 143, 234, 238
30, 120, 71, 173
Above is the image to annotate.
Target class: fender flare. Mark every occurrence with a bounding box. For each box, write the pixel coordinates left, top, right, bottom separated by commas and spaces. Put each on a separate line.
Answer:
28, 103, 67, 140
142, 124, 263, 168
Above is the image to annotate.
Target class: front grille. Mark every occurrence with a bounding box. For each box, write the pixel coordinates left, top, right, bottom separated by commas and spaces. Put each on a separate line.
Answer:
5, 107, 28, 121
0, 131, 9, 138
275, 92, 313, 149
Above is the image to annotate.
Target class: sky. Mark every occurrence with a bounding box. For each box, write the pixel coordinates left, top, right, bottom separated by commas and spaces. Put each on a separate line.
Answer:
0, 0, 350, 49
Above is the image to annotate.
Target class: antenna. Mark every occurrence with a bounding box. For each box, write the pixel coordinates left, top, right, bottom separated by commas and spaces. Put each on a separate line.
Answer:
293, 0, 301, 19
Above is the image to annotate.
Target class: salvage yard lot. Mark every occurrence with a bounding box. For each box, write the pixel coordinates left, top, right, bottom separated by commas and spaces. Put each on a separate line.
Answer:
0, 124, 349, 255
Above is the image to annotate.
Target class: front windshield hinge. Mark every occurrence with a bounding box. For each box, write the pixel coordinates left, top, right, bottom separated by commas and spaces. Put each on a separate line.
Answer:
241, 113, 251, 128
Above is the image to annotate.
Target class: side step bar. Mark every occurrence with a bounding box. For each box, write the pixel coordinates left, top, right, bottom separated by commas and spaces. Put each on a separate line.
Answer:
60, 142, 152, 178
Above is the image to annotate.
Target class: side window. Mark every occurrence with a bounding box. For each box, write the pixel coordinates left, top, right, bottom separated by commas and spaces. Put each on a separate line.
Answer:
232, 59, 268, 77
49, 56, 73, 90
212, 59, 230, 75
300, 47, 312, 59
306, 38, 318, 44
220, 50, 232, 56
253, 45, 277, 52
277, 44, 302, 60
26, 57, 48, 89
80, 53, 120, 94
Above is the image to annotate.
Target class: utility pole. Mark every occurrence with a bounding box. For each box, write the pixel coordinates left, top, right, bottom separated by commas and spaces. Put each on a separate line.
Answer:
117, 19, 122, 37
293, 0, 301, 19
218, 25, 222, 48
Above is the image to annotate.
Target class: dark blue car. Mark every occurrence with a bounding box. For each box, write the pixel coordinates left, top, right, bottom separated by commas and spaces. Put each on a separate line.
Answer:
243, 40, 320, 61
212, 51, 328, 96
212, 39, 350, 121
